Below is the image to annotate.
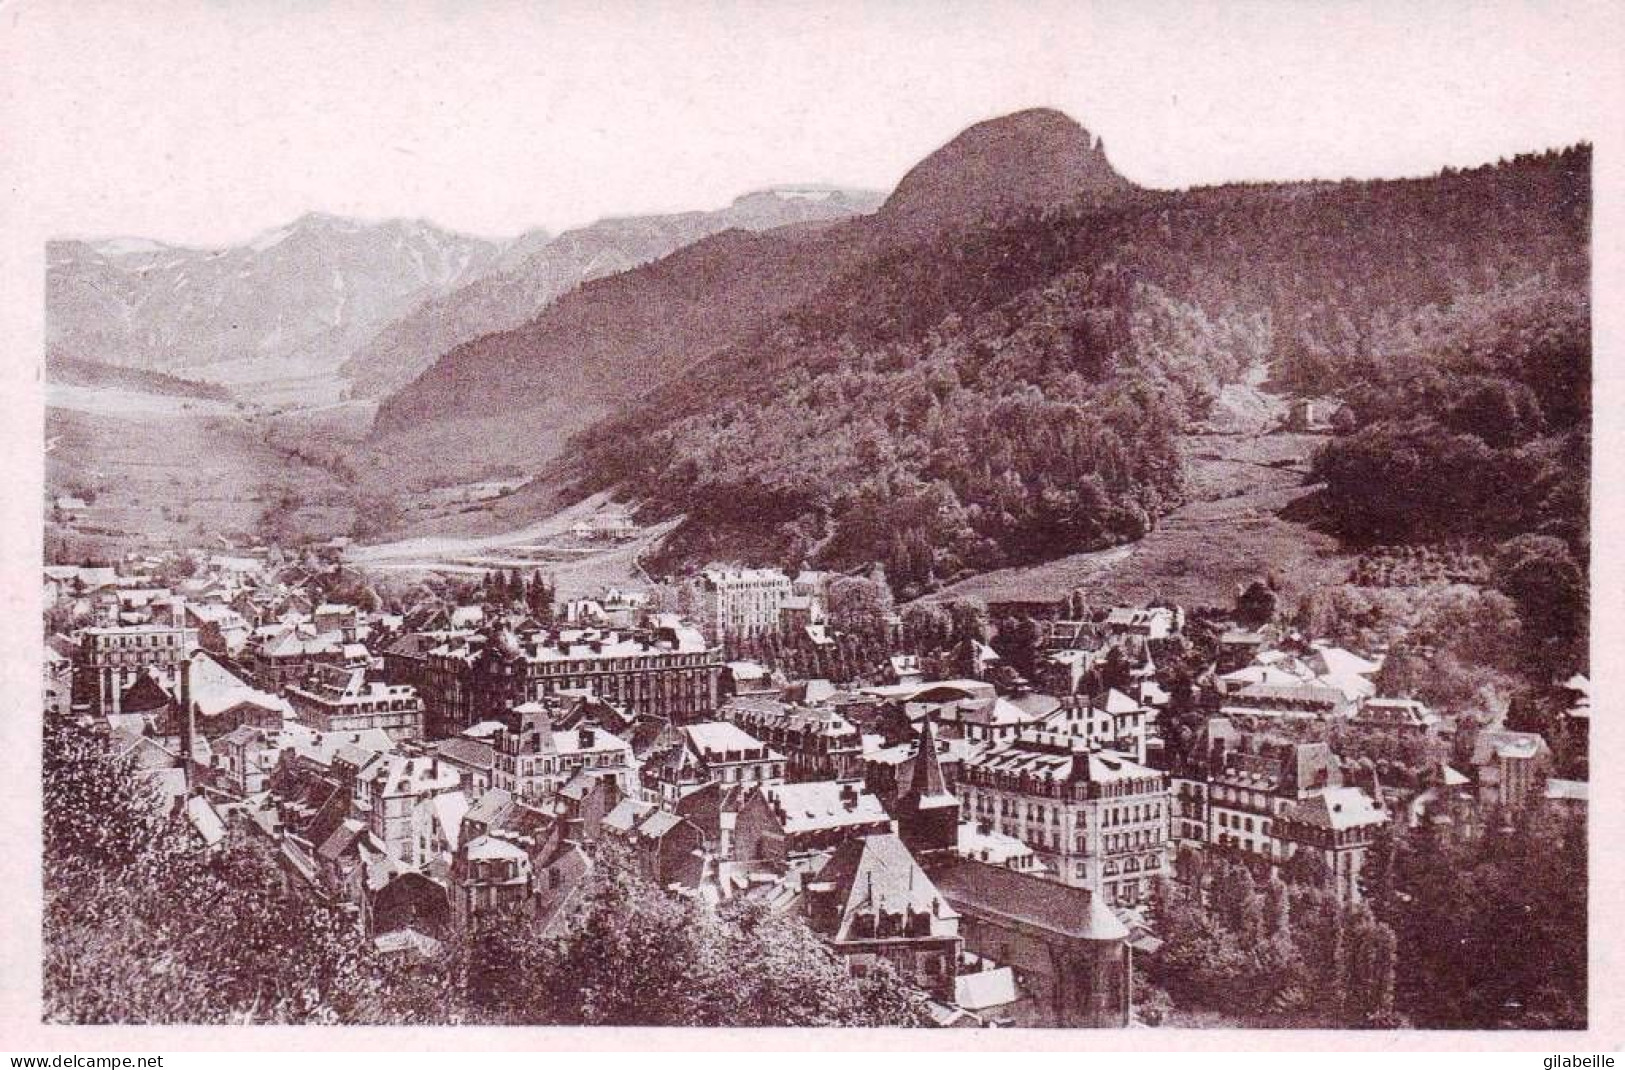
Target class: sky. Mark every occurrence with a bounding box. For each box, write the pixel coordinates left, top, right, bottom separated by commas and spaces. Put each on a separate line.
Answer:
1, 0, 1619, 246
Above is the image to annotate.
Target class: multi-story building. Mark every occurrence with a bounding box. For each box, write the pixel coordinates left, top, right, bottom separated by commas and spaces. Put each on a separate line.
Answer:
804, 833, 962, 1002
419, 632, 486, 738
1470, 729, 1554, 810
1274, 785, 1390, 901
1173, 725, 1343, 868
1218, 681, 1353, 721
73, 622, 198, 717
425, 623, 722, 738
644, 720, 787, 805
696, 567, 792, 640
489, 705, 637, 804
1103, 606, 1179, 640
287, 664, 425, 741
791, 570, 832, 615
357, 753, 463, 867
1040, 689, 1151, 764
732, 780, 894, 866
958, 731, 1170, 906
450, 831, 535, 932
719, 695, 864, 781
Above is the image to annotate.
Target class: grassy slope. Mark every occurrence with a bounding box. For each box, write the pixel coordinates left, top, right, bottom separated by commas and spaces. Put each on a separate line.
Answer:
45, 403, 352, 554
918, 375, 1353, 609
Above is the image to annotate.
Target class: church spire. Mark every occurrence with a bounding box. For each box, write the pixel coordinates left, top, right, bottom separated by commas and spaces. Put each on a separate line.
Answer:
907, 717, 950, 801
897, 718, 959, 855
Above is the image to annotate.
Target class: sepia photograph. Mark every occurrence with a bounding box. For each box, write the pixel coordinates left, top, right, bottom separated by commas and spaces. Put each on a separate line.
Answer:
2, 0, 1621, 1054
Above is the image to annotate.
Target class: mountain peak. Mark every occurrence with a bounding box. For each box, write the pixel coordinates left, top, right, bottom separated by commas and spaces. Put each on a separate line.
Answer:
879, 108, 1130, 238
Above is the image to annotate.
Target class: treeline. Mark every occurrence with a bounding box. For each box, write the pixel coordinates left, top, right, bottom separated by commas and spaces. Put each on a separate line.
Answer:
42, 720, 929, 1026
1308, 276, 1589, 670
568, 146, 1587, 602
1369, 805, 1587, 1028
1146, 850, 1400, 1027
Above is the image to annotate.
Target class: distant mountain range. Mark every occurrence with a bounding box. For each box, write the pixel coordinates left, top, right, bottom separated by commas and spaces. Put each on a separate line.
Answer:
342, 187, 884, 399
47, 214, 501, 387
370, 110, 1126, 455
46, 189, 884, 406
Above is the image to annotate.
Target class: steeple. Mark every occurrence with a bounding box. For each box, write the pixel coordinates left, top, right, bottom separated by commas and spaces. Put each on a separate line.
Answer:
906, 717, 952, 803
896, 718, 960, 855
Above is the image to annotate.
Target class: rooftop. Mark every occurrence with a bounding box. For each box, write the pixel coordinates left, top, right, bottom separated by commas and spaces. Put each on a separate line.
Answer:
927, 855, 1126, 942
764, 780, 890, 834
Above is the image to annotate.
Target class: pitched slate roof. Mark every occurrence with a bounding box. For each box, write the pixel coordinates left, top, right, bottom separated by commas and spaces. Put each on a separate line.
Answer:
120, 670, 177, 714
190, 651, 291, 720
1281, 786, 1387, 832
434, 736, 495, 772
902, 719, 957, 809
763, 780, 890, 834
927, 855, 1127, 942
1471, 728, 1552, 767
602, 797, 655, 835
463, 787, 514, 831
812, 833, 958, 941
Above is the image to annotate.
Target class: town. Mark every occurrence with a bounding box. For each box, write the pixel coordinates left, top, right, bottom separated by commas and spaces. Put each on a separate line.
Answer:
41, 546, 1590, 1028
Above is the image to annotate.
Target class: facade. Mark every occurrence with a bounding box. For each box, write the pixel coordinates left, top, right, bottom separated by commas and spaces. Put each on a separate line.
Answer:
600, 799, 707, 889
1470, 729, 1554, 810
958, 732, 1170, 906
212, 724, 283, 797
490, 706, 637, 804
719, 695, 864, 782
1274, 785, 1390, 901
1040, 689, 1151, 764
433, 624, 721, 738
187, 651, 290, 740
804, 833, 962, 1002
925, 856, 1132, 1028
696, 567, 792, 640
1219, 681, 1353, 720
357, 754, 463, 867
647, 720, 787, 805
1174, 729, 1343, 867
1352, 697, 1437, 733
74, 622, 198, 717
287, 664, 425, 741
1103, 606, 1179, 640
450, 832, 534, 931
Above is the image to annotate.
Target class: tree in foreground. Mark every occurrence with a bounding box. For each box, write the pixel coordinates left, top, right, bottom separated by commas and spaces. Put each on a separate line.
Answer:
465, 843, 935, 1027
44, 721, 934, 1027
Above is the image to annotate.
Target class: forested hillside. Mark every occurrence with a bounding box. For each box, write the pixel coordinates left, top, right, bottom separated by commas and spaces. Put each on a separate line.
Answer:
368, 110, 1129, 480
562, 144, 1588, 604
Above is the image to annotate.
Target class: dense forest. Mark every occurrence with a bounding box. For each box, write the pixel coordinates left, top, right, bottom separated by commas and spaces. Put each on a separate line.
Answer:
563, 145, 1588, 606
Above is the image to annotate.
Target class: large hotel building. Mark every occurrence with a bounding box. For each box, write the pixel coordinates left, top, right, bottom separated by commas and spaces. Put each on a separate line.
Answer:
956, 730, 1170, 907
420, 622, 723, 737
73, 623, 199, 717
